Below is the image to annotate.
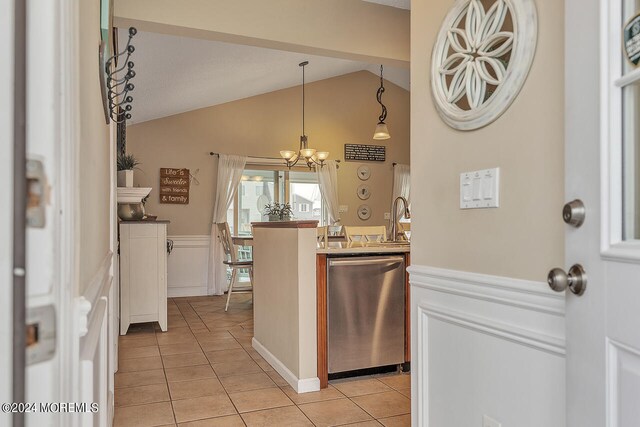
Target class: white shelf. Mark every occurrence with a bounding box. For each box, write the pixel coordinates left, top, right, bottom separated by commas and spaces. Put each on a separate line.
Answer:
117, 187, 152, 204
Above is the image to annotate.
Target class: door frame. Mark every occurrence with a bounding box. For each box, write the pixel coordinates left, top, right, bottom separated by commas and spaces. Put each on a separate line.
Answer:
56, 0, 82, 423
565, 0, 607, 424
48, 0, 82, 423
1, 0, 17, 425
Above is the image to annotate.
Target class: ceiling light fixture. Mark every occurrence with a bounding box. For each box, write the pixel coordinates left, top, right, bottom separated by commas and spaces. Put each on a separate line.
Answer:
373, 65, 390, 140
280, 61, 329, 169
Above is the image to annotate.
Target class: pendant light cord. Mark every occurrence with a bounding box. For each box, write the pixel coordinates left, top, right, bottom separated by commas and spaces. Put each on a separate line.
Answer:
300, 61, 308, 141
376, 65, 387, 123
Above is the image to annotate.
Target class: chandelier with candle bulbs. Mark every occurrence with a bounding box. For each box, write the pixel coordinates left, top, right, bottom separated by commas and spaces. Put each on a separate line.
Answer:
280, 61, 329, 169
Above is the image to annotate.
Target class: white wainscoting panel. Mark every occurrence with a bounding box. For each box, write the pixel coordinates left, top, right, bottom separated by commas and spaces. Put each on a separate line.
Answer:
409, 265, 566, 427
167, 235, 210, 297
607, 339, 640, 427
77, 252, 113, 427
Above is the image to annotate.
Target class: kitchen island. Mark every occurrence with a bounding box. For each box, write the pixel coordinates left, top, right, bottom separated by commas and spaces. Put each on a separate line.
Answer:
251, 221, 410, 393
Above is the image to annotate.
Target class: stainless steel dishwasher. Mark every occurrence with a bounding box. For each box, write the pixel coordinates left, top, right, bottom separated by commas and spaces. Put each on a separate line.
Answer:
327, 255, 406, 374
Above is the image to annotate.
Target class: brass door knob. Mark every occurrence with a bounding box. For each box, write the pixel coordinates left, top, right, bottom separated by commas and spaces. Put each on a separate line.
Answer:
547, 264, 587, 296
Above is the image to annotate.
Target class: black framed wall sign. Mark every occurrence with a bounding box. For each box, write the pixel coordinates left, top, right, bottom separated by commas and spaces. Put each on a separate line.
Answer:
344, 144, 386, 162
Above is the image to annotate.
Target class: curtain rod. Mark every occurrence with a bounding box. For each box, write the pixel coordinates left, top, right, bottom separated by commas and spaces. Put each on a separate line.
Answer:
209, 152, 341, 163
209, 152, 281, 161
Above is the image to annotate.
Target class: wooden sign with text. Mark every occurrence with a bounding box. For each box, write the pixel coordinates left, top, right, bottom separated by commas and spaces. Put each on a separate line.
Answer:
159, 168, 190, 204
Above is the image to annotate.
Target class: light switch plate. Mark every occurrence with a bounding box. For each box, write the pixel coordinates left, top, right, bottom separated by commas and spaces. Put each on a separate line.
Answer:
460, 167, 500, 209
339, 205, 349, 213
384, 212, 391, 220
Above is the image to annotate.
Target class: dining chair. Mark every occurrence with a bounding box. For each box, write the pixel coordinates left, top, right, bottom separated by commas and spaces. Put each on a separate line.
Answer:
217, 222, 253, 311
399, 222, 411, 241
343, 225, 387, 243
317, 226, 329, 246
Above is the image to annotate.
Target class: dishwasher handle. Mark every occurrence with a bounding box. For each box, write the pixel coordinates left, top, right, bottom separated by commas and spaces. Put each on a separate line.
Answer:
328, 257, 404, 267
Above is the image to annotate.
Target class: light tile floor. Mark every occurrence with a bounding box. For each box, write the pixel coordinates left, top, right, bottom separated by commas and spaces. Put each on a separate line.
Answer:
114, 295, 411, 427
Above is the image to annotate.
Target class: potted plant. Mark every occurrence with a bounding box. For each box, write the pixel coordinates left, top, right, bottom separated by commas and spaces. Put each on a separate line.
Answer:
264, 203, 280, 221
264, 202, 294, 221
117, 153, 140, 187
279, 203, 293, 221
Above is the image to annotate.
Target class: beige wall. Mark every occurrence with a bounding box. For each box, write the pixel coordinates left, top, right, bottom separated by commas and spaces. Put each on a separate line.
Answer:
79, 0, 112, 291
411, 0, 565, 281
114, 0, 409, 67
127, 71, 410, 235
252, 226, 317, 382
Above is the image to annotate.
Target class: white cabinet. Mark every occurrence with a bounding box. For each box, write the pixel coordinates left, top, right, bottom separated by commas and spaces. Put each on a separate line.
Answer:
119, 221, 169, 335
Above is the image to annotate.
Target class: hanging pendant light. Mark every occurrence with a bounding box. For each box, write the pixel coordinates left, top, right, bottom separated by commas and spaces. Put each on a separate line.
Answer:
373, 65, 390, 140
280, 61, 329, 169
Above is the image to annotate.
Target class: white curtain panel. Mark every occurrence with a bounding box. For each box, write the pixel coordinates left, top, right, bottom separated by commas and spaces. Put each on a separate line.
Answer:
207, 154, 247, 295
317, 160, 340, 224
392, 163, 410, 219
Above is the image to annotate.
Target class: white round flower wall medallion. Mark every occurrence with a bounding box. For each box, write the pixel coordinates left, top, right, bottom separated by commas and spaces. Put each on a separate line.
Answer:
431, 0, 538, 130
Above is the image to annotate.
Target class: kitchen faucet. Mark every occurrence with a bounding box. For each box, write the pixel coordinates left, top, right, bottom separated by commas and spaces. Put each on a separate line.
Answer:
390, 196, 411, 242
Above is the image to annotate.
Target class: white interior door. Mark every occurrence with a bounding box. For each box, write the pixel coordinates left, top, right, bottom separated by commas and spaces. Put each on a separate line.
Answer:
24, 0, 65, 425
565, 0, 640, 426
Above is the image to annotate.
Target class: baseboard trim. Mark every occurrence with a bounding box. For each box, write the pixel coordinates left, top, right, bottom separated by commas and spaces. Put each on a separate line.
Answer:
252, 337, 320, 394
168, 286, 208, 298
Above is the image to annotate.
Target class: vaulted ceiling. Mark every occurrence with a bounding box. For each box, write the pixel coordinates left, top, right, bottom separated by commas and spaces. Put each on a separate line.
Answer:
115, 0, 410, 123
122, 31, 410, 124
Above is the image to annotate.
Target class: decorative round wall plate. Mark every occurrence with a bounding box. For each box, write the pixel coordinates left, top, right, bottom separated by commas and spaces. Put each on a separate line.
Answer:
357, 204, 372, 220
430, 0, 538, 130
357, 165, 371, 181
357, 184, 371, 200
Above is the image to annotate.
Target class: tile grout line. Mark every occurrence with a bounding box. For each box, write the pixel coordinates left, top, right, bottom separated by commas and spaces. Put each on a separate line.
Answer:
189, 296, 215, 334
188, 299, 248, 427
156, 314, 178, 427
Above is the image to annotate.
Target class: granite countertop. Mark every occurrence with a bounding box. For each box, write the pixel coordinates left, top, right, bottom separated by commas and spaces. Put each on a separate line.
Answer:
316, 241, 410, 254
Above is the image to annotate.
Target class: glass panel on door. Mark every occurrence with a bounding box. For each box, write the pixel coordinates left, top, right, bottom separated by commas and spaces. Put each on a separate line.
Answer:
622, 83, 640, 240
622, 0, 640, 240
624, 0, 640, 74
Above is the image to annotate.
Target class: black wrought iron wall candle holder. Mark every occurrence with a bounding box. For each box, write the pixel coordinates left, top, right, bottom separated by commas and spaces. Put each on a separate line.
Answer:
106, 27, 137, 123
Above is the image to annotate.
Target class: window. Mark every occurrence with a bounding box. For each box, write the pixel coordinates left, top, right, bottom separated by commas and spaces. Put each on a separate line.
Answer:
236, 170, 276, 235
289, 170, 323, 222
227, 167, 326, 235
